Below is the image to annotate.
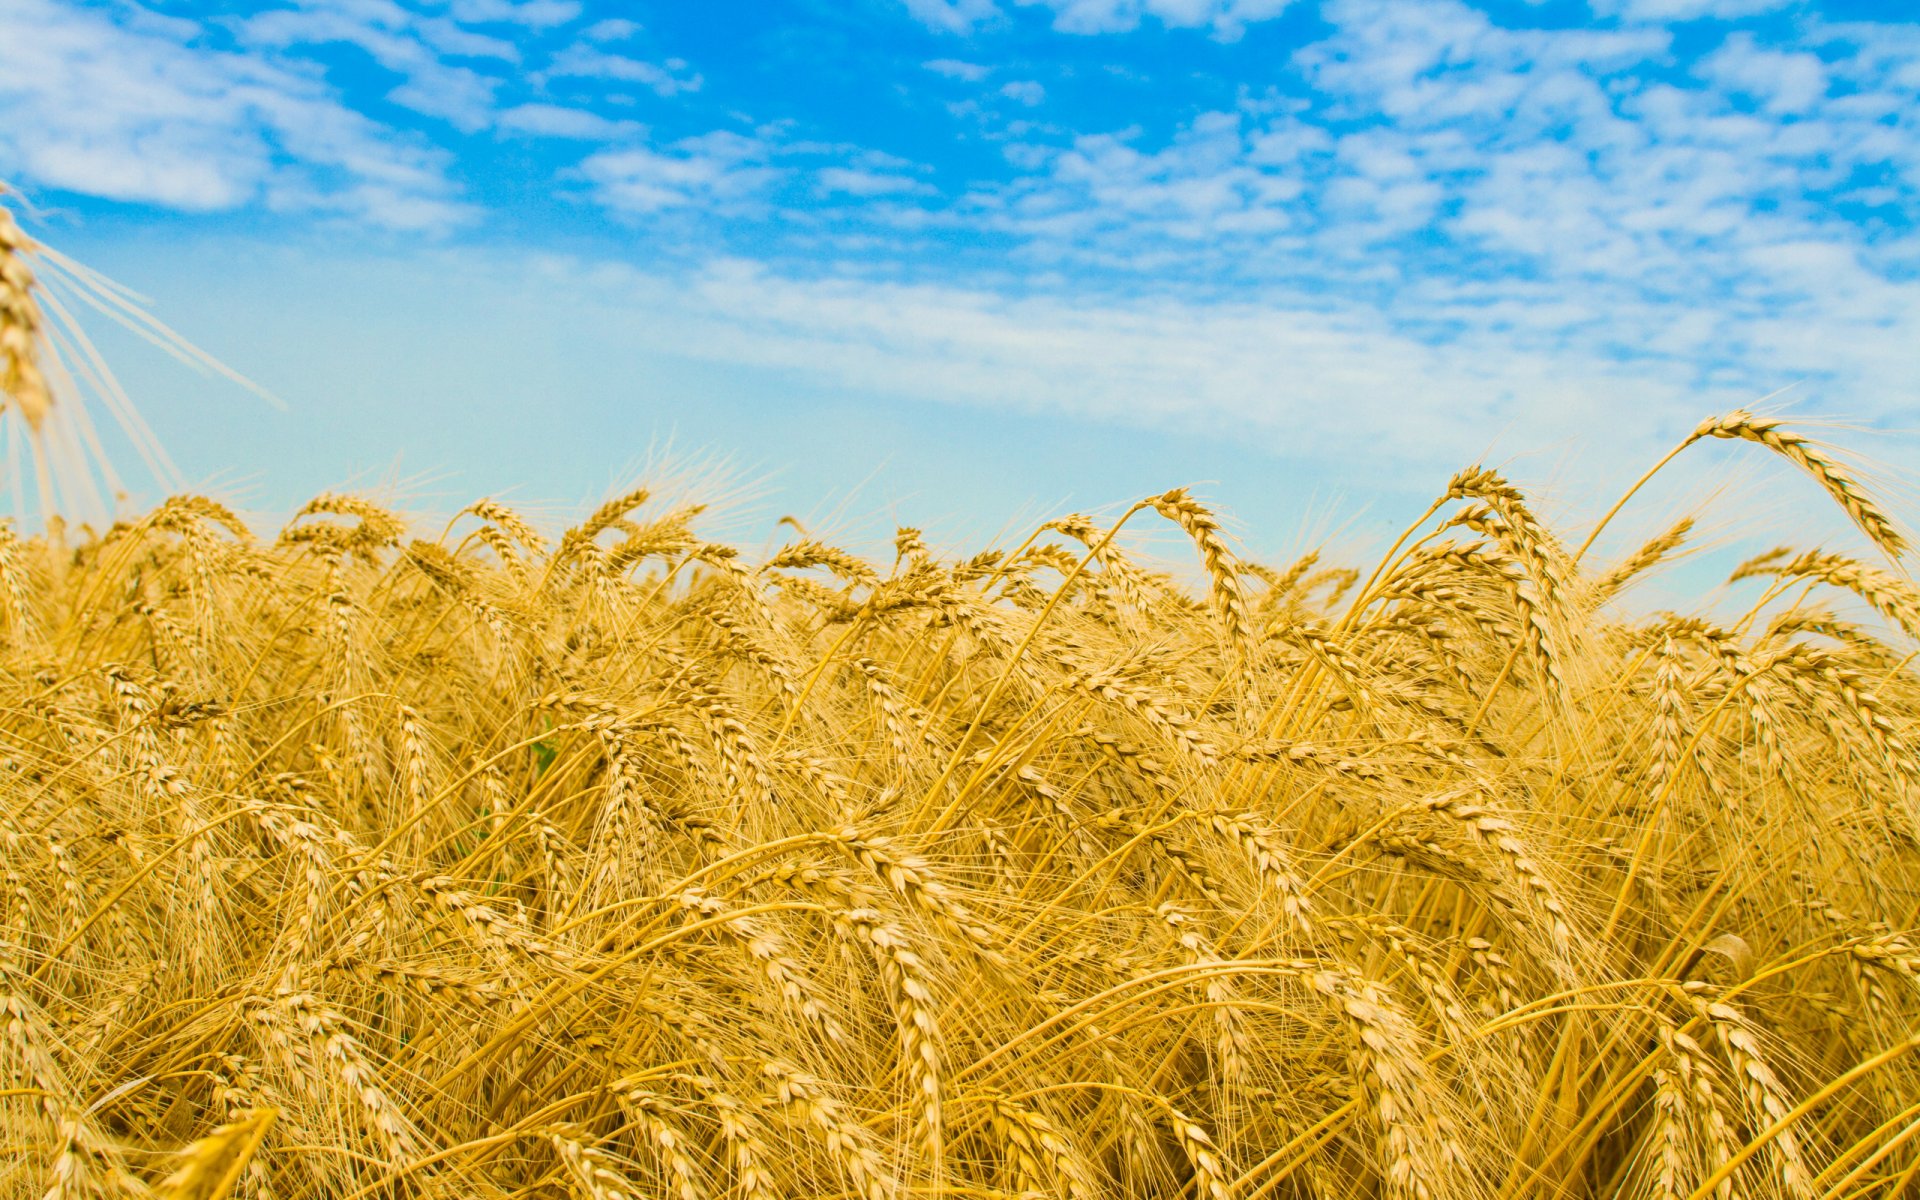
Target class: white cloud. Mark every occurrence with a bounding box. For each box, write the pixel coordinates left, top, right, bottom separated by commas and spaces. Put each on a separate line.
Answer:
901, 0, 1000, 34
584, 18, 641, 41
533, 255, 1797, 486
447, 0, 582, 26
999, 80, 1046, 105
0, 0, 466, 228
1590, 0, 1791, 22
242, 4, 509, 131
497, 103, 642, 139
1020, 0, 1296, 38
924, 58, 991, 81
903, 0, 1296, 37
578, 133, 779, 214
1700, 33, 1827, 112
817, 167, 927, 196
545, 44, 703, 96
913, 0, 1918, 446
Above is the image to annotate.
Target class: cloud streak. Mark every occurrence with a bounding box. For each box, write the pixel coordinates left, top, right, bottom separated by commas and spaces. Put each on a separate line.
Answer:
0, 0, 468, 227
2, 0, 1916, 483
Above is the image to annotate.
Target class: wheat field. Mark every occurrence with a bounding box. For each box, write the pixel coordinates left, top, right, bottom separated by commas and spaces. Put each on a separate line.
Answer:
4, 205, 1920, 1200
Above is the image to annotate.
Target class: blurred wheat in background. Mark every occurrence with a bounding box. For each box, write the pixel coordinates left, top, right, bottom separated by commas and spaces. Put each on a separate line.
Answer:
3, 197, 1920, 1200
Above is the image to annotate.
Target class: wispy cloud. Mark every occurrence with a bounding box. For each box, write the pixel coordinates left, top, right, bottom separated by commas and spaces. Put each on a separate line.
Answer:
998, 79, 1046, 105
577, 131, 780, 213
902, 0, 1298, 38
4, 0, 1916, 481
817, 166, 929, 197
900, 0, 1001, 35
895, 0, 1920, 434
923, 57, 992, 81
497, 102, 642, 139
448, 0, 583, 26
545, 43, 703, 97
0, 0, 468, 228
517, 252, 1729, 488
242, 3, 511, 131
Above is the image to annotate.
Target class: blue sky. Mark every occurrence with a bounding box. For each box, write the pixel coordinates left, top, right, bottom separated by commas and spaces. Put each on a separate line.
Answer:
1, 0, 1917, 558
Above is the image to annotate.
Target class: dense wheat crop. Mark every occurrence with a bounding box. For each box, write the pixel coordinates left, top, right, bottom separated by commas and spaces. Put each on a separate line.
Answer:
4, 213, 1920, 1200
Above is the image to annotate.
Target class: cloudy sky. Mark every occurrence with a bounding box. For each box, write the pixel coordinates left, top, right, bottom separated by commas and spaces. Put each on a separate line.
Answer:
1, 0, 1916, 555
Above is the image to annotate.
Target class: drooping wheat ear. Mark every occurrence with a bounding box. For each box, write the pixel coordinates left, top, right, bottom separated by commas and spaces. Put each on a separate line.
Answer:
1159, 904, 1252, 1090
676, 1074, 779, 1200
247, 803, 335, 966
1594, 516, 1695, 602
975, 749, 1105, 864
405, 540, 513, 643
1445, 468, 1569, 598
416, 874, 577, 971
853, 657, 944, 762
765, 538, 880, 585
1307, 966, 1463, 1200
1336, 916, 1477, 1050
467, 521, 532, 586
153, 1108, 276, 1200
1204, 809, 1314, 936
1646, 1061, 1693, 1200
1153, 488, 1255, 653
463, 497, 548, 554
280, 493, 405, 556
763, 1061, 900, 1200
832, 824, 1013, 977
987, 1092, 1099, 1200
1068, 654, 1221, 765
255, 989, 418, 1162
1689, 991, 1817, 1199
831, 905, 944, 1164
1371, 543, 1516, 642
1774, 643, 1920, 792
1415, 788, 1577, 962
45, 834, 86, 951
0, 192, 51, 430
1443, 502, 1566, 695
548, 1126, 644, 1200
1648, 1024, 1726, 1200
1690, 410, 1908, 558
675, 672, 781, 808
603, 505, 703, 575
1142, 822, 1235, 909
1162, 1103, 1234, 1200
2, 940, 79, 1132
527, 806, 580, 915
1234, 736, 1384, 779
1671, 1025, 1749, 1199
1661, 617, 1793, 782
584, 720, 667, 888
1048, 512, 1160, 615
1275, 621, 1383, 717
1732, 549, 1920, 642
705, 608, 800, 707
337, 958, 501, 1007
1462, 936, 1524, 1022
616, 1088, 709, 1200
670, 886, 847, 1046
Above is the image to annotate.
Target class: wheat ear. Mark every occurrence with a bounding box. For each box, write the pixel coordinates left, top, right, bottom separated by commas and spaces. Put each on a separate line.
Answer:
1690, 411, 1907, 558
